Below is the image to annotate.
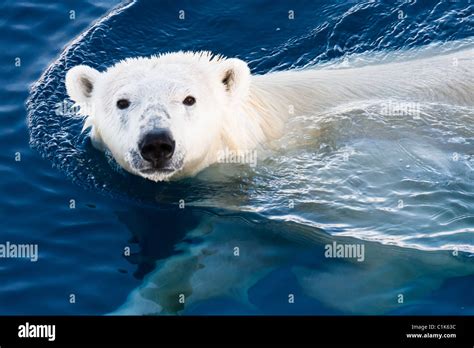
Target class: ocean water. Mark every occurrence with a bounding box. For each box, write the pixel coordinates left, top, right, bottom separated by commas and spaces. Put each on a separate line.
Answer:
1, 0, 473, 314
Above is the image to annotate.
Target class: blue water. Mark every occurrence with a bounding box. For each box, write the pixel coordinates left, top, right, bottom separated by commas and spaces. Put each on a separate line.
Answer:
1, 0, 473, 314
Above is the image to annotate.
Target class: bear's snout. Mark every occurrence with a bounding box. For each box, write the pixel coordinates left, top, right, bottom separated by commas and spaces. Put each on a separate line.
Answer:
139, 129, 176, 168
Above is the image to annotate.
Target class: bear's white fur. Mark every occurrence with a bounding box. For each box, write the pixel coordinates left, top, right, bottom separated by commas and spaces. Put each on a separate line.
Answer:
66, 49, 473, 181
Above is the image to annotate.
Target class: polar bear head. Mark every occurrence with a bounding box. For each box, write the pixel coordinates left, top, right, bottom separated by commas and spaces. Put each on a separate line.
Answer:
65, 52, 251, 181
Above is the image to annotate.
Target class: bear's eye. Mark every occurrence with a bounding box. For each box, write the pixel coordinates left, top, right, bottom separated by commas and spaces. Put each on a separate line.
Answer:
117, 99, 130, 110
183, 96, 196, 106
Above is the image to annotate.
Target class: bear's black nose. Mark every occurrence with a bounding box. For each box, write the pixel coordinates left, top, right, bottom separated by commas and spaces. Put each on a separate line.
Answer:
139, 129, 175, 167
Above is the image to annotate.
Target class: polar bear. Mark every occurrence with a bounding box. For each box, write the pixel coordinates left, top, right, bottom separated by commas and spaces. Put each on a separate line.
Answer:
65, 49, 473, 181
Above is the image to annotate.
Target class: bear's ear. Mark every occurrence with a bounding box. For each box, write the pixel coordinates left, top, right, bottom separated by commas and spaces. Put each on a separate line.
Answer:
218, 58, 251, 99
65, 65, 101, 104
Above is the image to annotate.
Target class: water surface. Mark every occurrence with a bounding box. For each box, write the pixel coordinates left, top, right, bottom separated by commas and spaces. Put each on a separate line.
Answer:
1, 0, 473, 314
